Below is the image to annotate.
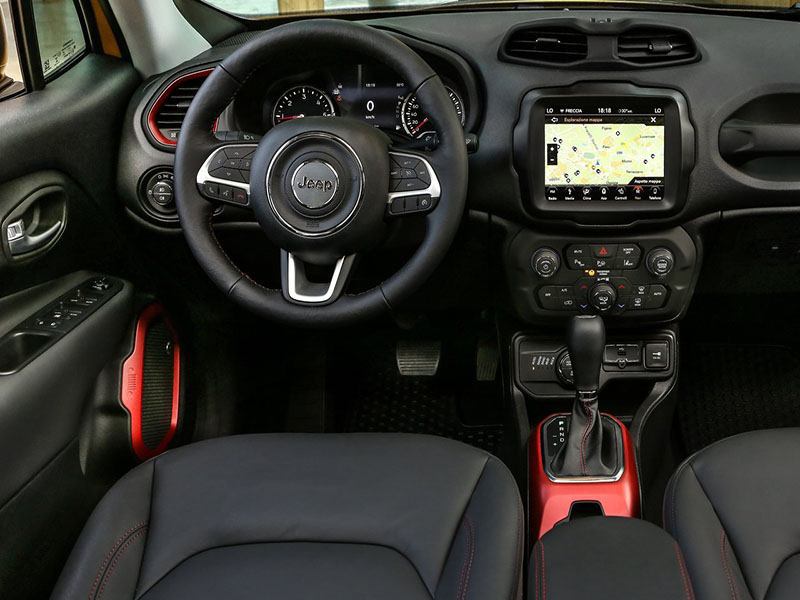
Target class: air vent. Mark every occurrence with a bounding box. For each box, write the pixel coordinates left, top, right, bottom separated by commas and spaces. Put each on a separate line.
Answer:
617, 28, 698, 65
147, 68, 213, 147
502, 26, 588, 65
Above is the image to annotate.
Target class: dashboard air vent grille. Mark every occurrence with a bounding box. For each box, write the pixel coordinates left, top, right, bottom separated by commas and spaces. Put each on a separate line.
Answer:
148, 69, 213, 146
617, 28, 698, 65
502, 26, 588, 64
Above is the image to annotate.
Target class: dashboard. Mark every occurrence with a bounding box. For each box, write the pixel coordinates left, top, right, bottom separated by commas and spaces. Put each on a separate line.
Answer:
118, 9, 800, 325
245, 64, 466, 143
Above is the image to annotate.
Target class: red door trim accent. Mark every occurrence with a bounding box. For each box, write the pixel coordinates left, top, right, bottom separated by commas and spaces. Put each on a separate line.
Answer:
530, 413, 641, 539
146, 68, 216, 147
120, 304, 181, 461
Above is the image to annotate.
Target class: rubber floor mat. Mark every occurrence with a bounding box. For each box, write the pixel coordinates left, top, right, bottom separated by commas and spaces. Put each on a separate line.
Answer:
342, 342, 504, 455
678, 343, 800, 454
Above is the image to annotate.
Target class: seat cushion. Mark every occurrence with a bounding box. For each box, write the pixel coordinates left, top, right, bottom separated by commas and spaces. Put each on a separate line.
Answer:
664, 428, 800, 600
51, 433, 523, 600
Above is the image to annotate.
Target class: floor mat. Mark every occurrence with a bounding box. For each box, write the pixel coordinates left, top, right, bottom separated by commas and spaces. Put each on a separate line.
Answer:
678, 343, 800, 454
336, 336, 505, 455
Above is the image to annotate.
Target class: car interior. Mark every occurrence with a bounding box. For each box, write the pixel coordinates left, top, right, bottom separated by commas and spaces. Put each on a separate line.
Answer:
2, 0, 800, 598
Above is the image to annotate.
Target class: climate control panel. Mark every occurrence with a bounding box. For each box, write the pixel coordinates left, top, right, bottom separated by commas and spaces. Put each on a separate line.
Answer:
505, 228, 697, 322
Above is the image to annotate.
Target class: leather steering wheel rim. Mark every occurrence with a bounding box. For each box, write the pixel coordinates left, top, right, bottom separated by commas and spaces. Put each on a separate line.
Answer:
174, 19, 468, 327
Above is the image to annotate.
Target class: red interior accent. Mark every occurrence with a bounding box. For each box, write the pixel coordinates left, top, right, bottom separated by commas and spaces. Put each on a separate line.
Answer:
530, 413, 641, 539
120, 304, 181, 461
146, 68, 216, 147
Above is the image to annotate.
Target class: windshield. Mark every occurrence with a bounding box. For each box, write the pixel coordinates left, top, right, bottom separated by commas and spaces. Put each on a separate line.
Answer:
201, 0, 795, 17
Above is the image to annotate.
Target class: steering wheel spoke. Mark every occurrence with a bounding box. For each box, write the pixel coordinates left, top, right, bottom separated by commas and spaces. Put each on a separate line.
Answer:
196, 143, 260, 208
386, 150, 441, 218
281, 250, 356, 305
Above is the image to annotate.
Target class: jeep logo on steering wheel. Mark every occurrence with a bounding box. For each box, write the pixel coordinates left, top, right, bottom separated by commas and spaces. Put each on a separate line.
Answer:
291, 160, 339, 209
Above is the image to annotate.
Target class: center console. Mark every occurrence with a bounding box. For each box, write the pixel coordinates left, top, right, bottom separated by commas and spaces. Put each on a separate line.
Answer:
507, 82, 696, 566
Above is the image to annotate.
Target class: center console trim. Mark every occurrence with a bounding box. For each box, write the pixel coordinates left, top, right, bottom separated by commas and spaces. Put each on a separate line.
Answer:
541, 415, 625, 483
530, 413, 641, 539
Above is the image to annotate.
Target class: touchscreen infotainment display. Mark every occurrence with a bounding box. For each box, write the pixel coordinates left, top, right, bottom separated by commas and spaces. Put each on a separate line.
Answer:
542, 99, 666, 201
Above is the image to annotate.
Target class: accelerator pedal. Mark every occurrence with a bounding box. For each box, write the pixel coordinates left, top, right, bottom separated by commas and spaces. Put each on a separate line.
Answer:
476, 337, 499, 382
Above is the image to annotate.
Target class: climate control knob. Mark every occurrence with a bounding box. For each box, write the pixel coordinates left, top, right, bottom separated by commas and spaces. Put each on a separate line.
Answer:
531, 248, 560, 278
646, 248, 675, 277
589, 283, 617, 312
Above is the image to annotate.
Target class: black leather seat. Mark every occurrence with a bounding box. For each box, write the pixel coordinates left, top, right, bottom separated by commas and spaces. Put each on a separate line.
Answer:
665, 429, 800, 600
52, 433, 523, 600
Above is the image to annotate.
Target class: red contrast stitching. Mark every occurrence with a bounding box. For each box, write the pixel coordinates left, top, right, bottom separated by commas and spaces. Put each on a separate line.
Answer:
96, 527, 148, 599
88, 522, 147, 600
720, 530, 739, 600
533, 542, 540, 600
456, 516, 476, 600
674, 542, 695, 600
579, 401, 593, 475
511, 501, 523, 600
539, 541, 547, 600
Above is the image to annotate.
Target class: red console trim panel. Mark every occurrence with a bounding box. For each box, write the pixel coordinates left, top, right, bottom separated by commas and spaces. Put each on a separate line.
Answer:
530, 413, 640, 539
120, 304, 181, 460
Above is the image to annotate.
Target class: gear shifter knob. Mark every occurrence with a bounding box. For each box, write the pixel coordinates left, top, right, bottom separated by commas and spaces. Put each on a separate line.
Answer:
567, 315, 605, 393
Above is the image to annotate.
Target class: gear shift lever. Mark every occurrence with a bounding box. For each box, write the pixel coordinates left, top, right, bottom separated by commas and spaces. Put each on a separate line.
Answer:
550, 315, 620, 478
567, 315, 605, 395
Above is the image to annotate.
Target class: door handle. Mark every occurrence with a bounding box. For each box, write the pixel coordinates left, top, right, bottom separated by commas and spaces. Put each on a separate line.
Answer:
1, 183, 68, 261
6, 218, 63, 256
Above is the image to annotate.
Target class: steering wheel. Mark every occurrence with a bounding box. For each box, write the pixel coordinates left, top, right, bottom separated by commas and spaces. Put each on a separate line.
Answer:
174, 19, 468, 327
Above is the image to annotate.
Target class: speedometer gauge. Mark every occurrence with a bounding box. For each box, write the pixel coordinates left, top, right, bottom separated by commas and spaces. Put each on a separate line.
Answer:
400, 87, 465, 138
272, 86, 335, 126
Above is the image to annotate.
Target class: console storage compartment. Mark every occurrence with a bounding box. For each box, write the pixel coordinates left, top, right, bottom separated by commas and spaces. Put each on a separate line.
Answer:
530, 516, 694, 600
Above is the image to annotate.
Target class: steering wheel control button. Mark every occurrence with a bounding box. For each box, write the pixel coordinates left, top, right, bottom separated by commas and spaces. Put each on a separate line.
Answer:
389, 155, 431, 192
210, 167, 245, 183
396, 178, 428, 192
388, 194, 436, 216
646, 247, 675, 277
201, 182, 220, 199
232, 188, 249, 206
224, 146, 255, 159
531, 248, 560, 278
392, 156, 420, 170
291, 160, 339, 209
219, 185, 235, 202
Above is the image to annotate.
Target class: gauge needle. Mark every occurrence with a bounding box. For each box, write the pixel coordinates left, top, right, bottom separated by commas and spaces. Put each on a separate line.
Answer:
411, 117, 430, 135
278, 114, 305, 121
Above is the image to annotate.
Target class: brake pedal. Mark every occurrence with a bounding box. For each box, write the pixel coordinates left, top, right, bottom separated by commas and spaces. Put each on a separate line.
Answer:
396, 340, 441, 376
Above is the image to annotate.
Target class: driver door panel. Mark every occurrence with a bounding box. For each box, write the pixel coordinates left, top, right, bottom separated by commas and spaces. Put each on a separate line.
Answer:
0, 39, 140, 600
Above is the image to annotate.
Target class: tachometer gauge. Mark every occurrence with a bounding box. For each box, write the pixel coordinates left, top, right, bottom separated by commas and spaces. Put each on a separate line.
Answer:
272, 86, 335, 126
400, 87, 465, 138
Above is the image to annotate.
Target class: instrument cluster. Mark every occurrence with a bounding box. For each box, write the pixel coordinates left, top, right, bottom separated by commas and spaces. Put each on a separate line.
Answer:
239, 64, 467, 142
